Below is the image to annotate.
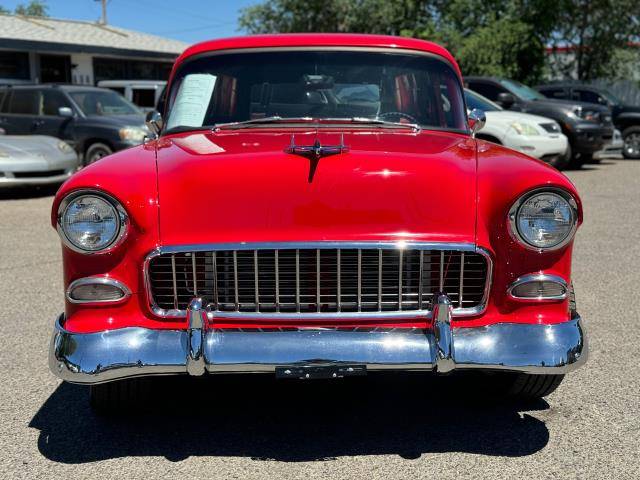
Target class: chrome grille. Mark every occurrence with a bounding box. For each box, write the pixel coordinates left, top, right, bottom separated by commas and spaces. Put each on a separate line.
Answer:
147, 244, 490, 317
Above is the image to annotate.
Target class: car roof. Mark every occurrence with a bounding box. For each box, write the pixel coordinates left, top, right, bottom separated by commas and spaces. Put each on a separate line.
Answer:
98, 80, 167, 86
0, 84, 110, 92
537, 83, 602, 91
175, 33, 462, 78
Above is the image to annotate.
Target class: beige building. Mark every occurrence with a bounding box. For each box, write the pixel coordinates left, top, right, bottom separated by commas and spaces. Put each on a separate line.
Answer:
0, 14, 187, 85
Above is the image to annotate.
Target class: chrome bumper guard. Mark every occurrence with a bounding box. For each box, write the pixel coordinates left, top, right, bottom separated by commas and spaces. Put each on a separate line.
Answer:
50, 296, 587, 385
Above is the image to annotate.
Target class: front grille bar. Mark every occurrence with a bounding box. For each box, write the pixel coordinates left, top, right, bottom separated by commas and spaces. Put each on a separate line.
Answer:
147, 242, 492, 319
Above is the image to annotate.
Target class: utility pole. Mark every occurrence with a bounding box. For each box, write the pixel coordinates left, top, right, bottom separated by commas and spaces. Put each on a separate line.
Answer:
95, 0, 107, 25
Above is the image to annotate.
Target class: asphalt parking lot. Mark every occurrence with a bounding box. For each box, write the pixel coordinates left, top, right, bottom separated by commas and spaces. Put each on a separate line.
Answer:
0, 157, 639, 479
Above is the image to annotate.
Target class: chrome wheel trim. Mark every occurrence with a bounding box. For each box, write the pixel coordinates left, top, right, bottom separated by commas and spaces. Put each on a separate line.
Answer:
623, 132, 640, 157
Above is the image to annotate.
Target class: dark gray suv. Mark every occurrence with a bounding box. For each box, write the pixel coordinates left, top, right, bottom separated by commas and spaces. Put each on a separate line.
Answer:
465, 77, 614, 167
0, 85, 147, 165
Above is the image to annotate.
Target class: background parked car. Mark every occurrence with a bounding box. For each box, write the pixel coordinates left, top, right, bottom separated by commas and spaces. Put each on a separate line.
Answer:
465, 76, 614, 167
465, 89, 569, 169
0, 85, 148, 165
535, 84, 640, 159
0, 134, 78, 187
97, 80, 167, 112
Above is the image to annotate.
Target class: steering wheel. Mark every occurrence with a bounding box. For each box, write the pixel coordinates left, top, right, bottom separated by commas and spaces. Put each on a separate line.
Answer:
378, 111, 419, 124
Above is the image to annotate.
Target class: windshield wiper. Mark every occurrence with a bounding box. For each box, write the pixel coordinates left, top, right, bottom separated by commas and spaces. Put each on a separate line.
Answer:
213, 116, 315, 130
213, 116, 420, 131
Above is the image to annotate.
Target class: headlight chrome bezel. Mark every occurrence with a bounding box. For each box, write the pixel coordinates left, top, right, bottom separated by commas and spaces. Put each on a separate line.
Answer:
56, 190, 129, 254
508, 188, 579, 252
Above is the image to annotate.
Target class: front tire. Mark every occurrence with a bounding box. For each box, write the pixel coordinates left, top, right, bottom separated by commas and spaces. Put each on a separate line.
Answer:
622, 126, 640, 159
89, 378, 149, 414
84, 142, 113, 166
497, 373, 565, 400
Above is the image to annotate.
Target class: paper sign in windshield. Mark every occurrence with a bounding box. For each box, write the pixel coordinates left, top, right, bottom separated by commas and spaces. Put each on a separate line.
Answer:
166, 74, 217, 130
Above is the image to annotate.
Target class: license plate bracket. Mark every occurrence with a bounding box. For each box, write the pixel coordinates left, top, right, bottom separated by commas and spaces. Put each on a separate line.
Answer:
275, 364, 366, 380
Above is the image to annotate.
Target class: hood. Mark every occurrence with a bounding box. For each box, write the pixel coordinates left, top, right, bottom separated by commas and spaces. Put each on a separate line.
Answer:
485, 110, 558, 125
155, 129, 477, 246
0, 135, 64, 159
527, 97, 609, 113
83, 114, 146, 128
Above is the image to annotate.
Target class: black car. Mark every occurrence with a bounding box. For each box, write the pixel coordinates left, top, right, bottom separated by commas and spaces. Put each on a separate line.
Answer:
0, 84, 148, 165
465, 77, 614, 167
536, 83, 640, 159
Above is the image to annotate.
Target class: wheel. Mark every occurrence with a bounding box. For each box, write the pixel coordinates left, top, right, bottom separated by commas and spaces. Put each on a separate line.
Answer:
547, 149, 571, 170
89, 378, 149, 414
566, 143, 584, 169
580, 152, 599, 164
495, 373, 565, 400
84, 142, 113, 165
622, 126, 640, 159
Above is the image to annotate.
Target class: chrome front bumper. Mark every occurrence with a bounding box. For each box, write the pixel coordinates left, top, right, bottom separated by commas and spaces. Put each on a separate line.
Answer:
50, 297, 587, 384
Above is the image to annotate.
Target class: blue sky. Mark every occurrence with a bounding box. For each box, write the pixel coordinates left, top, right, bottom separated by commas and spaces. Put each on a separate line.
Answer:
0, 0, 260, 44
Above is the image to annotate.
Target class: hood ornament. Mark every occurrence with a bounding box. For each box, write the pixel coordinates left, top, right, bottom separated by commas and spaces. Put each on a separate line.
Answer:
285, 134, 348, 160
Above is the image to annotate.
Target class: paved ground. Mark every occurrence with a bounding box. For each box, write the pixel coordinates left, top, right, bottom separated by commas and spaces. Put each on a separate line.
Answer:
0, 157, 639, 479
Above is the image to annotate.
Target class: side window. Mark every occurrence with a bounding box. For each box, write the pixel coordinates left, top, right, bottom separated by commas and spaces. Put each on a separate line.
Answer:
574, 89, 606, 105
466, 82, 503, 101
131, 88, 156, 108
0, 89, 6, 112
541, 88, 567, 99
7, 90, 40, 114
41, 90, 72, 116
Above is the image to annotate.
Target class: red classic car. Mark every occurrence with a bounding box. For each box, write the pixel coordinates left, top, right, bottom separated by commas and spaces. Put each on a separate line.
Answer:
49, 34, 587, 411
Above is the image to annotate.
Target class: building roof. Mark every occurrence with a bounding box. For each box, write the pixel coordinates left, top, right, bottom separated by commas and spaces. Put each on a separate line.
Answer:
0, 14, 188, 59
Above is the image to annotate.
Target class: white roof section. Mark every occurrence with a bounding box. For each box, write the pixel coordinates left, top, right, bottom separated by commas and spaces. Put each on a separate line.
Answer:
0, 14, 188, 57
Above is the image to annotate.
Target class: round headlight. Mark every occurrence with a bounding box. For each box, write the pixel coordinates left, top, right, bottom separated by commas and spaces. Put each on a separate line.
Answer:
509, 190, 578, 250
58, 192, 127, 253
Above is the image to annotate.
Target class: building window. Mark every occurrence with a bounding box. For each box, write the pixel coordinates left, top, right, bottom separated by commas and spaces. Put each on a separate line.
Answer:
0, 51, 30, 80
93, 57, 173, 83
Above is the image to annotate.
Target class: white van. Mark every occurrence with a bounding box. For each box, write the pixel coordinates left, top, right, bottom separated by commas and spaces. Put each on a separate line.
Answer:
97, 80, 166, 112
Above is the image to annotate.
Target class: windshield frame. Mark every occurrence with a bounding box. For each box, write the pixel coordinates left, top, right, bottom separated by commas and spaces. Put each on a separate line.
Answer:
163, 46, 470, 136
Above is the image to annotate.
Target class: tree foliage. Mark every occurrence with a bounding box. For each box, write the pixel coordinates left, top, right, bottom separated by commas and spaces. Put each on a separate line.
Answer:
0, 1, 49, 17
550, 0, 640, 80
239, 0, 639, 82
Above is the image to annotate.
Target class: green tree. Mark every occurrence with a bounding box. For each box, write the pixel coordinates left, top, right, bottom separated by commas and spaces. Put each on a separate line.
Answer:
551, 0, 640, 80
12, 0, 49, 17
238, 0, 555, 83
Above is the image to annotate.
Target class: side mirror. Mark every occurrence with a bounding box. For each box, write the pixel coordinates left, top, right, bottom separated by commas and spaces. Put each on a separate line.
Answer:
58, 107, 74, 118
145, 110, 163, 138
468, 109, 486, 137
496, 92, 516, 109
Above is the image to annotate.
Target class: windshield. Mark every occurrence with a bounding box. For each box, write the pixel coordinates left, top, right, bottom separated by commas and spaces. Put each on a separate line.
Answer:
165, 50, 467, 132
602, 90, 621, 105
499, 79, 546, 101
464, 89, 501, 112
69, 90, 141, 116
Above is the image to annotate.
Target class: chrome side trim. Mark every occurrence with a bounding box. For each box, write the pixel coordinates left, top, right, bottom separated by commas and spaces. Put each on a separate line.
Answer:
507, 187, 579, 252
49, 314, 588, 384
507, 273, 569, 301
56, 189, 129, 255
66, 276, 131, 305
143, 242, 494, 320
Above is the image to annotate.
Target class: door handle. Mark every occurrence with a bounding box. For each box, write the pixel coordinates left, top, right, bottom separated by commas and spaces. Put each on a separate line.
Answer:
32, 120, 45, 127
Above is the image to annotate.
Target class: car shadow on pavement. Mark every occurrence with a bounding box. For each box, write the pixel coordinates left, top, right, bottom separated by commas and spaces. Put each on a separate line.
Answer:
0, 184, 60, 200
30, 372, 551, 463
